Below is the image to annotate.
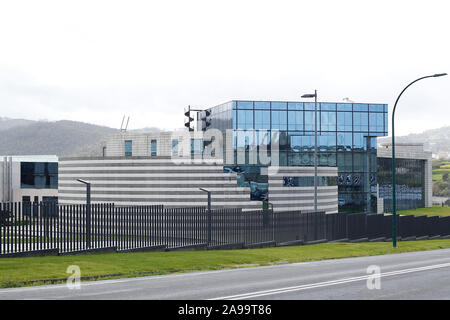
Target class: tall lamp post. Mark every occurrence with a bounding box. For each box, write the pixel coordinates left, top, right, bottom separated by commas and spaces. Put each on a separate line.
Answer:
77, 179, 91, 249
302, 90, 318, 212
391, 73, 447, 248
199, 188, 212, 245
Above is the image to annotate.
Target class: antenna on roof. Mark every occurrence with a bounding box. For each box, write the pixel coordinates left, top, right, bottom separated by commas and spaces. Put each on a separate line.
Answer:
120, 115, 130, 133
120, 116, 125, 131
124, 116, 130, 131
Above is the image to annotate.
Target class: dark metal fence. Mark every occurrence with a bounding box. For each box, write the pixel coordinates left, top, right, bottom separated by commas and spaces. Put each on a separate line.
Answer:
1, 202, 450, 256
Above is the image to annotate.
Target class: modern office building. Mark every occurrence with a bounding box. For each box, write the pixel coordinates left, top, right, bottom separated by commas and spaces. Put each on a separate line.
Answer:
0, 155, 58, 204
90, 99, 391, 213
60, 133, 338, 212
197, 100, 388, 213
377, 143, 432, 212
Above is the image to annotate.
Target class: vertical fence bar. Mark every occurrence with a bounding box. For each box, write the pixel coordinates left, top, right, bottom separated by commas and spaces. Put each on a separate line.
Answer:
13, 202, 17, 253
101, 203, 105, 248
20, 202, 24, 253
70, 204, 74, 252
0, 203, 3, 255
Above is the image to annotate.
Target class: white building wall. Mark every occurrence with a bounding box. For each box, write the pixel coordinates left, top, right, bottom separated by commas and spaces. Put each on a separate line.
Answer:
0, 155, 58, 203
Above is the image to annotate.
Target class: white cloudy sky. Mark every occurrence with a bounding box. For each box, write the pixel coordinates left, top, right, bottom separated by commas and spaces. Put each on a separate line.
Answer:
0, 0, 449, 135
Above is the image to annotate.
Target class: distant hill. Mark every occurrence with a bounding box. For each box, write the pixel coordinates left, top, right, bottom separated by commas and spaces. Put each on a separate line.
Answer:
378, 126, 450, 154
0, 118, 164, 157
0, 117, 35, 131
0, 120, 120, 156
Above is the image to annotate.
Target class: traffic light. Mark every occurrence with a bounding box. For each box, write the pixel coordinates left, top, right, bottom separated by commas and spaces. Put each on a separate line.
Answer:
184, 106, 194, 132
201, 109, 211, 131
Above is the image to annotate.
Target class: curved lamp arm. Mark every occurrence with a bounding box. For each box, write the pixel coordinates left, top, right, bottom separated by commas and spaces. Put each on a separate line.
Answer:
391, 73, 447, 248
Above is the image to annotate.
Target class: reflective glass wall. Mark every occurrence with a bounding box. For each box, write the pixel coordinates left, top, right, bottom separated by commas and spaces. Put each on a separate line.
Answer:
377, 158, 425, 212
209, 100, 388, 212
20, 162, 58, 189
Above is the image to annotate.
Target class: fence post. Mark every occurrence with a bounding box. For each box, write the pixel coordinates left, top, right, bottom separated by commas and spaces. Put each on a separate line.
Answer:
86, 184, 91, 249
199, 188, 212, 245
207, 193, 211, 245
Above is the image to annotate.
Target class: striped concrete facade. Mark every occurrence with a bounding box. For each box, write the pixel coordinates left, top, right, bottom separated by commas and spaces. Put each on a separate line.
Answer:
267, 166, 338, 213
58, 156, 262, 210
58, 156, 338, 213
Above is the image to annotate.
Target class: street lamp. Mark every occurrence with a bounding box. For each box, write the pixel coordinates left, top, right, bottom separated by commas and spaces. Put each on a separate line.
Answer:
302, 90, 318, 212
77, 179, 92, 249
391, 73, 447, 248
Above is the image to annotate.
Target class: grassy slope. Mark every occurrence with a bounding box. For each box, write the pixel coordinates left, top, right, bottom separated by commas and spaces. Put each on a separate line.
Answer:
397, 206, 450, 217
2, 240, 450, 288
432, 160, 450, 182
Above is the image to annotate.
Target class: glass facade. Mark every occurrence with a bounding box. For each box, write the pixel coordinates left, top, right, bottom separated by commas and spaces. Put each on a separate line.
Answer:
20, 162, 58, 189
377, 158, 425, 212
283, 176, 337, 187
172, 139, 179, 156
151, 140, 157, 156
208, 100, 388, 213
191, 138, 204, 155
125, 140, 132, 157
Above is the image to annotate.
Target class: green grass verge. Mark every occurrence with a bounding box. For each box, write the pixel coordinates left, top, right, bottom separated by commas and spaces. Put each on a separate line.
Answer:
396, 206, 450, 217
2, 240, 450, 288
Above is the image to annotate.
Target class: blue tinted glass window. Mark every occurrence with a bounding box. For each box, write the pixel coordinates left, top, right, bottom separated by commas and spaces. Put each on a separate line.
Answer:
304, 102, 315, 111
125, 140, 132, 156
337, 152, 353, 171
256, 130, 270, 146
320, 112, 336, 131
305, 111, 315, 131
384, 104, 388, 112
271, 102, 287, 110
337, 103, 352, 111
353, 112, 368, 131
190, 139, 204, 155
318, 152, 337, 167
318, 132, 336, 151
288, 102, 303, 110
237, 110, 254, 129
236, 131, 254, 148
288, 111, 303, 131
337, 112, 352, 131
232, 109, 237, 129
172, 139, 178, 156
298, 135, 314, 149
255, 110, 270, 129
384, 113, 388, 133
254, 101, 270, 109
320, 103, 336, 111
271, 110, 287, 130
236, 101, 253, 109
354, 104, 368, 112
369, 104, 384, 112
151, 140, 157, 156
369, 113, 384, 132
289, 134, 303, 152
353, 133, 367, 150
337, 132, 352, 151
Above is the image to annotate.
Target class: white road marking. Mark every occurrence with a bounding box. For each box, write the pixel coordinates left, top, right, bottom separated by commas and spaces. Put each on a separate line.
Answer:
210, 262, 450, 300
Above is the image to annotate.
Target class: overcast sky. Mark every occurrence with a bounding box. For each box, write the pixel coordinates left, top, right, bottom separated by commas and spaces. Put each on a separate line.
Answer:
0, 0, 449, 136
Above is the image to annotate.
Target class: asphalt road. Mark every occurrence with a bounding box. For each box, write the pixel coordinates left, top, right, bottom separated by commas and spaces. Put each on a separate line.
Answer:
2, 248, 450, 300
